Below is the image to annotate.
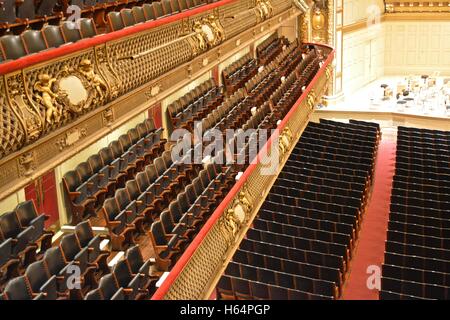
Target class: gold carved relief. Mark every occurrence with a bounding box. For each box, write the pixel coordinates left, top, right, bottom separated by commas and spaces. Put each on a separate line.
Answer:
55, 127, 88, 151
17, 151, 36, 177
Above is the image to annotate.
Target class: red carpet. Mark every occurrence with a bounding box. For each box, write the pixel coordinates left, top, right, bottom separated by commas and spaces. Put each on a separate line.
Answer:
341, 139, 396, 300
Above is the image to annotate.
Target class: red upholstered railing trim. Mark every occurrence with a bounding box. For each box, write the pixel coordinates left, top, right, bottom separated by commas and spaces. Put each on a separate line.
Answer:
0, 0, 236, 75
152, 43, 336, 300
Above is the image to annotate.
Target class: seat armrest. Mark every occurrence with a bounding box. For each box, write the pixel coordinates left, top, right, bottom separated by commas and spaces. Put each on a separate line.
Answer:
111, 287, 125, 300
14, 226, 35, 255
138, 259, 153, 275
40, 275, 58, 300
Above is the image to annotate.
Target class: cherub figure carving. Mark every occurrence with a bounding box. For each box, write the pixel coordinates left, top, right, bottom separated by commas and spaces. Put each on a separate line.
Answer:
193, 21, 207, 52
34, 74, 61, 126
78, 59, 107, 101
207, 14, 225, 45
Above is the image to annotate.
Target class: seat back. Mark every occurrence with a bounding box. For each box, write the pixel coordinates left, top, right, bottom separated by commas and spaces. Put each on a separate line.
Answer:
154, 157, 166, 176
135, 171, 150, 192
42, 25, 65, 48
79, 18, 97, 38
126, 180, 140, 200
112, 259, 132, 287
132, 6, 146, 24
125, 245, 144, 274
115, 188, 130, 211
88, 154, 104, 173
150, 221, 167, 246
160, 210, 174, 234
76, 162, 92, 182
118, 134, 132, 151
61, 21, 82, 43
60, 233, 81, 261
121, 9, 136, 27
0, 35, 27, 60
99, 147, 114, 165
25, 260, 50, 293
17, 0, 36, 19
36, 0, 58, 16
99, 274, 120, 299
170, 0, 181, 12
15, 200, 38, 227
84, 288, 103, 300
109, 141, 123, 158
153, 2, 165, 18
43, 246, 67, 276
145, 164, 158, 183
142, 4, 156, 20
4, 276, 33, 300
128, 128, 140, 144
108, 11, 125, 31
75, 220, 94, 248
0, 0, 17, 24
0, 211, 21, 239
63, 170, 81, 192
21, 30, 47, 54
161, 0, 173, 15
104, 198, 120, 221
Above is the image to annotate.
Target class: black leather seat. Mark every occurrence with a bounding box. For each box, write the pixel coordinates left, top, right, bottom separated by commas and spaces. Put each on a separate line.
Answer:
3, 276, 35, 300
79, 18, 98, 38
0, 35, 27, 60
108, 11, 125, 31
132, 6, 146, 24
25, 260, 60, 300
42, 25, 65, 48
21, 30, 47, 54
121, 8, 136, 27
61, 21, 82, 43
101, 198, 136, 250
62, 170, 96, 225
0, 211, 36, 259
75, 220, 109, 273
15, 200, 53, 250
142, 3, 156, 20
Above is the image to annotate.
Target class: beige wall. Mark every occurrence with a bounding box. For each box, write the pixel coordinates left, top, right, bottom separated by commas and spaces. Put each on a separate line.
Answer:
384, 21, 450, 76
0, 190, 26, 215
342, 23, 385, 94
343, 0, 384, 26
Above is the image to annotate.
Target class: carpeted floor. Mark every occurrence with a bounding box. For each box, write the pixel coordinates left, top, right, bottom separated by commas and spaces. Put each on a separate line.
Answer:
341, 139, 396, 300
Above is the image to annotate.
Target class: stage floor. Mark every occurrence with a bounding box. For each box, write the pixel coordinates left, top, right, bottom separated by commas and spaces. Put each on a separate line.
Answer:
323, 76, 450, 119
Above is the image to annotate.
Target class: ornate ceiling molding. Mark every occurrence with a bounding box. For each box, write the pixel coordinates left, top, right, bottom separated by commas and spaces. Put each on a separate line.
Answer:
385, 1, 450, 13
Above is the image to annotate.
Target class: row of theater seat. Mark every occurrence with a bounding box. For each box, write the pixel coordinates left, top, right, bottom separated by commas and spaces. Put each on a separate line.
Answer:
0, 0, 211, 61
0, 200, 54, 288
380, 126, 450, 300
256, 33, 289, 66
62, 117, 165, 226
107, 0, 208, 32
1, 219, 155, 300
0, 19, 97, 61
0, 0, 62, 35
217, 119, 380, 300
222, 53, 258, 95
167, 78, 223, 132
0, 40, 328, 299
96, 40, 322, 269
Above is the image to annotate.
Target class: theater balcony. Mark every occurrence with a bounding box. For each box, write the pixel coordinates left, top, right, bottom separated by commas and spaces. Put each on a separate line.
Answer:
0, 0, 336, 300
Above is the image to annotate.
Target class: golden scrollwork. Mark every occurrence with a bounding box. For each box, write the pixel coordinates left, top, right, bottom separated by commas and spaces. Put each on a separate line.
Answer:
278, 126, 293, 158
219, 184, 252, 248
17, 151, 36, 177
254, 0, 274, 22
